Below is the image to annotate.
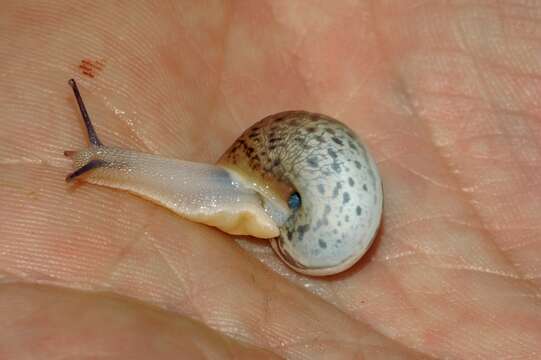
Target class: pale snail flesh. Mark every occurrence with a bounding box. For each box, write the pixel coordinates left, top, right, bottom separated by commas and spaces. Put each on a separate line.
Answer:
64, 79, 383, 276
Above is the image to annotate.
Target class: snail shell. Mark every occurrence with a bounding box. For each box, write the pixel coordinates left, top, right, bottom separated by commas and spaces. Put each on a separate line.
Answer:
219, 111, 383, 275
65, 79, 383, 276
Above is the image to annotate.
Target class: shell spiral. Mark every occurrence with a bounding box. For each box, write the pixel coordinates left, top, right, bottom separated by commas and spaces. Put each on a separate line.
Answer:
219, 111, 383, 275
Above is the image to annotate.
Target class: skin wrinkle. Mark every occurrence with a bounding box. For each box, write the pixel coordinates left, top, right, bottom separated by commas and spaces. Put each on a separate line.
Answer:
450, 22, 541, 286
360, 261, 430, 352
220, 283, 287, 360
146, 228, 221, 319
368, 3, 498, 306
436, 264, 522, 280
70, 188, 196, 303
388, 160, 457, 190
176, 5, 244, 139
264, 3, 356, 112
414, 91, 541, 166
255, 275, 373, 354
365, 2, 541, 354
112, 8, 209, 153
415, 88, 486, 105
461, 176, 541, 195
145, 231, 204, 319
265, 3, 341, 113
376, 250, 417, 262
382, 213, 461, 234
501, 236, 541, 252
424, 127, 537, 285
371, 130, 429, 146
246, 267, 416, 358
106, 229, 159, 293
278, 53, 313, 114
409, 9, 541, 293
285, 340, 414, 360
254, 284, 285, 350
0, 156, 69, 168
0, 284, 282, 360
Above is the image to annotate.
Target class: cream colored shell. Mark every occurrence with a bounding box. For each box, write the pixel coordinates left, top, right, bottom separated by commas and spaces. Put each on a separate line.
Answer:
219, 111, 383, 275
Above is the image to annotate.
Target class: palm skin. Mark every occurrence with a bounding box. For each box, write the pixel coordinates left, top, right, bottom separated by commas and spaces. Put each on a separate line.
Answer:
1, 1, 540, 359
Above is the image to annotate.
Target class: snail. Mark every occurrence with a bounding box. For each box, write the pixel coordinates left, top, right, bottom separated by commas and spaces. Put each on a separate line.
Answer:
64, 79, 383, 276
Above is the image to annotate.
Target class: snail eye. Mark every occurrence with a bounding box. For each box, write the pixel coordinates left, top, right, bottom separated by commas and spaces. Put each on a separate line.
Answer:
288, 192, 301, 210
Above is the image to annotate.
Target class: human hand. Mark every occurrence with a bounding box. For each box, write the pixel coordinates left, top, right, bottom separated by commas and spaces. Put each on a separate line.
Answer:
1, 1, 540, 358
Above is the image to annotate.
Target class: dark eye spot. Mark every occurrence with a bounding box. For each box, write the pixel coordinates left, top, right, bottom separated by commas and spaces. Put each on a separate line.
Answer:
288, 192, 301, 210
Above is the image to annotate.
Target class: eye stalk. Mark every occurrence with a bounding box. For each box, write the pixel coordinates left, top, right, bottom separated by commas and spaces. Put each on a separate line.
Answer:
68, 79, 102, 147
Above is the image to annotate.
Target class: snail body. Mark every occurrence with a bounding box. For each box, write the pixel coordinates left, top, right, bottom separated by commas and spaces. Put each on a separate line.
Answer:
65, 79, 383, 276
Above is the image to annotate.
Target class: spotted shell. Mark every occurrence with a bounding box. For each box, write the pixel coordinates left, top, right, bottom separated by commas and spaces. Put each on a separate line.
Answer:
218, 111, 383, 275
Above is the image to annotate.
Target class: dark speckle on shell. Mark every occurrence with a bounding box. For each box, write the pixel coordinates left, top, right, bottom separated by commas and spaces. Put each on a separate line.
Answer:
307, 157, 319, 168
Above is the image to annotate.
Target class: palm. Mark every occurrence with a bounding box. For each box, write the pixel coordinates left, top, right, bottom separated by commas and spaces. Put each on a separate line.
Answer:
1, 1, 540, 359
